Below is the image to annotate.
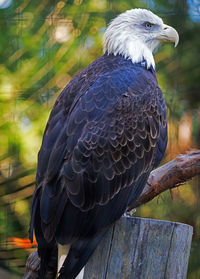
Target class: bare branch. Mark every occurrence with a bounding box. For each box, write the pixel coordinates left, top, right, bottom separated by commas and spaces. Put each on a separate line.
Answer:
128, 150, 200, 211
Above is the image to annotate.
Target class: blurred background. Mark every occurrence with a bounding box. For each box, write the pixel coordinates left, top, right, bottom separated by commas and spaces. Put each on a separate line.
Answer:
0, 0, 200, 278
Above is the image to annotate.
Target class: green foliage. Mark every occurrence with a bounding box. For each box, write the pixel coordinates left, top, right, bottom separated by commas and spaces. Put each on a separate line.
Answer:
0, 0, 200, 277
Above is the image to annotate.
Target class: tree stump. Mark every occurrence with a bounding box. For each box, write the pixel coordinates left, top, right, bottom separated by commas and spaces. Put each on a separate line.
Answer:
83, 216, 193, 279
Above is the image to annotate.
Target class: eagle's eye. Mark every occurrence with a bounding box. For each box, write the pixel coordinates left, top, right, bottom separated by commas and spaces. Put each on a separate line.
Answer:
145, 22, 154, 29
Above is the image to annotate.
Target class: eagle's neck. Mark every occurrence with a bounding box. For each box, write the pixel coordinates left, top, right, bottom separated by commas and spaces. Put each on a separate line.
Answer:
104, 32, 156, 69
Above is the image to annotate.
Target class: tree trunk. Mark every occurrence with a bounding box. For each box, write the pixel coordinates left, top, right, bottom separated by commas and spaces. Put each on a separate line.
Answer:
83, 216, 193, 279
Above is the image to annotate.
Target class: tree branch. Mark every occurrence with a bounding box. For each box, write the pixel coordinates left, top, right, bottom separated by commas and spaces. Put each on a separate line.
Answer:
128, 150, 200, 211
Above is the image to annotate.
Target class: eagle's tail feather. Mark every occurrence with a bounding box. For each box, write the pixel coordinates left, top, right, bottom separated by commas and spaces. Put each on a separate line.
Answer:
58, 230, 106, 279
29, 186, 58, 278
58, 244, 71, 273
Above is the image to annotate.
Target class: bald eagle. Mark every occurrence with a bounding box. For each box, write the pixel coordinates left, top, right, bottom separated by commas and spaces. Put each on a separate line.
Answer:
29, 8, 179, 279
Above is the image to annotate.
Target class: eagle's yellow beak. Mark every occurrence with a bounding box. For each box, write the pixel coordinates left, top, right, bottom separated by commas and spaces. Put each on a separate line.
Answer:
157, 24, 179, 47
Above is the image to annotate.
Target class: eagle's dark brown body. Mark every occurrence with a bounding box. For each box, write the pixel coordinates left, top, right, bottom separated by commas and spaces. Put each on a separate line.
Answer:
30, 54, 167, 278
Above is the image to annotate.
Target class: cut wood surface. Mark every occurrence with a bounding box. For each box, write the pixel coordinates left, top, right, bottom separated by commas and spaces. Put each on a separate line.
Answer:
23, 251, 40, 279
83, 217, 193, 279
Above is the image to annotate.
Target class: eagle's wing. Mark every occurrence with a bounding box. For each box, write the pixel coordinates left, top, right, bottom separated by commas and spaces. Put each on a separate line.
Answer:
36, 67, 166, 238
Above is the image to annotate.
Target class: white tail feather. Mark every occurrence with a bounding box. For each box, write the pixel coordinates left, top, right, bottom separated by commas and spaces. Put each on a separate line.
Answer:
76, 268, 85, 279
57, 244, 85, 279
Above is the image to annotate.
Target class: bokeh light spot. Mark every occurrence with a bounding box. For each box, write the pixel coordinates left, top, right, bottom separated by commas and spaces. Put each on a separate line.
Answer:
0, 0, 12, 9
187, 0, 200, 22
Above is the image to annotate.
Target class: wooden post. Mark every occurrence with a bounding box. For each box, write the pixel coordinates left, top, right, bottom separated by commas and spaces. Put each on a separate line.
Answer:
23, 216, 193, 279
83, 216, 193, 279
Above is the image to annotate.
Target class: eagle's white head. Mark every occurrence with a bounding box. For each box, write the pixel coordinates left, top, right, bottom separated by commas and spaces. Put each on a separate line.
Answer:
104, 9, 179, 69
